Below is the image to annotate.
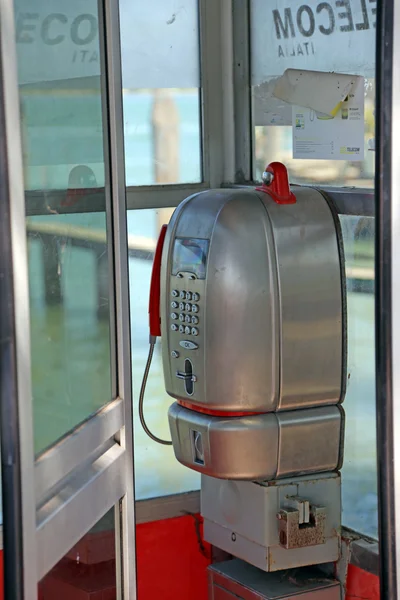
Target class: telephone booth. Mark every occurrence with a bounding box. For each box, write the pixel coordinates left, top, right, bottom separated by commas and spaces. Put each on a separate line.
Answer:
0, 0, 396, 599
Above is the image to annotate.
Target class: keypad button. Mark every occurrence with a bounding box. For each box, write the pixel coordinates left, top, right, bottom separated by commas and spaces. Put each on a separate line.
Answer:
191, 327, 199, 336
179, 325, 185, 333
186, 292, 192, 301
171, 301, 178, 309
191, 316, 199, 325
192, 304, 199, 313
179, 314, 185, 322
171, 313, 178, 320
180, 291, 186, 299
179, 302, 185, 310
172, 290, 179, 297
192, 292, 200, 302
185, 326, 191, 335
171, 324, 178, 331
185, 315, 191, 323
185, 303, 191, 312
179, 340, 198, 350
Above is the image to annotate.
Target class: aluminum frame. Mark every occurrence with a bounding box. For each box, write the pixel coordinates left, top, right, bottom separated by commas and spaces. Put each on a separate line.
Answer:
232, 0, 252, 183
199, 0, 225, 188
102, 0, 137, 595
135, 490, 200, 524
24, 185, 375, 216
375, 0, 398, 598
0, 0, 37, 598
35, 399, 124, 508
36, 443, 125, 580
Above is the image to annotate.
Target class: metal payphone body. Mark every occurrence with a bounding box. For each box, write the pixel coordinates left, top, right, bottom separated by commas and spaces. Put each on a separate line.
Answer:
158, 164, 346, 573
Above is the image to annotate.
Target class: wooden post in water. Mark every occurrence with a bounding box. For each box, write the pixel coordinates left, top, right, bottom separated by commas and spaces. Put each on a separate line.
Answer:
152, 89, 179, 234
42, 235, 63, 306
96, 247, 109, 320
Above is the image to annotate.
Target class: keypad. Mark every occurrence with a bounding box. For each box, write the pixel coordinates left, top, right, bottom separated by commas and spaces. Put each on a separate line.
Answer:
170, 287, 201, 338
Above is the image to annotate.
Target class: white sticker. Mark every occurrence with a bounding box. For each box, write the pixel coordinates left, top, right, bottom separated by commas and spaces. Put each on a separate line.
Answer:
292, 76, 365, 161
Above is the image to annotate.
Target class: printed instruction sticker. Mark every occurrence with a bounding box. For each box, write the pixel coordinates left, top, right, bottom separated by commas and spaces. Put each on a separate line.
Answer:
292, 76, 365, 161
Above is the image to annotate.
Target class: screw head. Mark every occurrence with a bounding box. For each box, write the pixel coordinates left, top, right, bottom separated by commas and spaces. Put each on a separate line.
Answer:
262, 171, 274, 186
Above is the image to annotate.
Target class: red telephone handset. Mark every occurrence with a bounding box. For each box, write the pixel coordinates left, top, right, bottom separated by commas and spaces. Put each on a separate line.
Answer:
149, 224, 168, 339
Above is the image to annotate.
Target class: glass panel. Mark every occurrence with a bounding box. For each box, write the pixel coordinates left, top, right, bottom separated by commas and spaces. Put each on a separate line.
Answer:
15, 0, 113, 454
128, 208, 200, 499
340, 215, 376, 538
119, 0, 201, 185
250, 0, 376, 187
39, 510, 116, 598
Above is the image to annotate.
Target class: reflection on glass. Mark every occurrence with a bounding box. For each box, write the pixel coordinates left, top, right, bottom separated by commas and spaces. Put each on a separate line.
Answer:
340, 215, 376, 538
39, 510, 116, 598
119, 0, 201, 185
28, 213, 112, 454
15, 0, 113, 454
250, 0, 376, 187
128, 208, 200, 499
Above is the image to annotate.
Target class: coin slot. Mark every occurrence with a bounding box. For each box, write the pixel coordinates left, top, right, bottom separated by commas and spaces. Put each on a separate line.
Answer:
185, 359, 194, 395
191, 430, 204, 465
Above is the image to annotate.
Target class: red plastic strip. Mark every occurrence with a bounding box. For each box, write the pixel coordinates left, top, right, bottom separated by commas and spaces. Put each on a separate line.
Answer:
177, 399, 264, 417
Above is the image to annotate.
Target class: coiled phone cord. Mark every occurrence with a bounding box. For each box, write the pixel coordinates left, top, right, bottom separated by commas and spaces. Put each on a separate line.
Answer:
139, 337, 172, 446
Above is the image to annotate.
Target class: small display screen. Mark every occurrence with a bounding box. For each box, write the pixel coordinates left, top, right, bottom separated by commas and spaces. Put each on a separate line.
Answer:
172, 238, 209, 279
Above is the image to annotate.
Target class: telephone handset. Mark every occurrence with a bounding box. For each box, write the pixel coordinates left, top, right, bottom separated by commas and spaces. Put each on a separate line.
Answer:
139, 224, 172, 446
149, 224, 167, 339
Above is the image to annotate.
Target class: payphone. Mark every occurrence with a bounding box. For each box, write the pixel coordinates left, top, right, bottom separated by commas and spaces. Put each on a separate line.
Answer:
141, 162, 346, 578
